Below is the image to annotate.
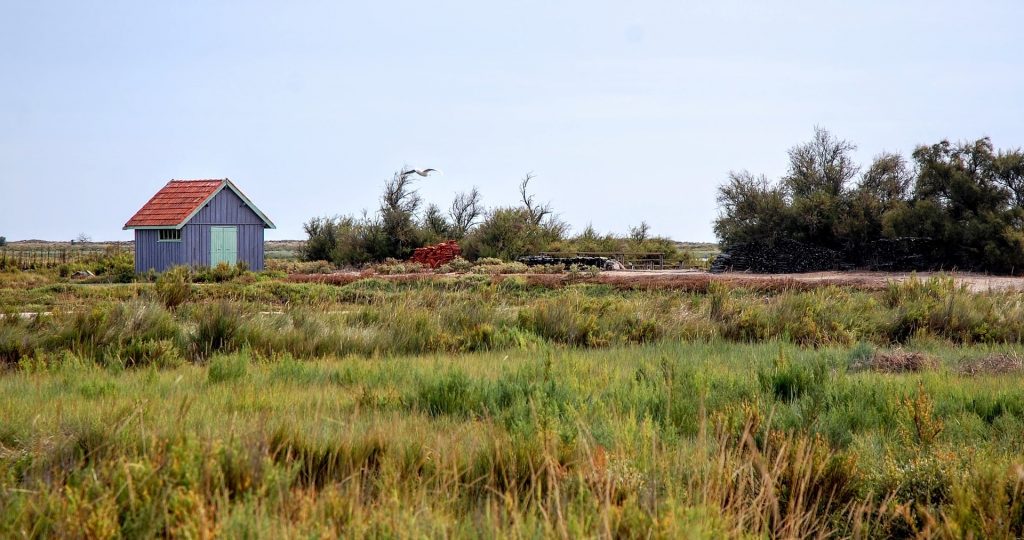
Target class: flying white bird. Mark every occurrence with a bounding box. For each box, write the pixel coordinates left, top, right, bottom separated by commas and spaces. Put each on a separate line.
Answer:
401, 168, 441, 177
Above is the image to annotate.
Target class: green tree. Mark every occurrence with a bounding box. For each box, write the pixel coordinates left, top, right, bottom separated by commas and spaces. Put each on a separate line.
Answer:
839, 152, 914, 254
420, 204, 453, 244
893, 138, 1024, 271
629, 221, 651, 243
783, 128, 860, 249
713, 171, 791, 247
300, 216, 339, 262
859, 152, 913, 207
377, 170, 424, 260
782, 126, 859, 199
715, 129, 1024, 273
462, 207, 561, 261
993, 147, 1024, 208
449, 187, 483, 239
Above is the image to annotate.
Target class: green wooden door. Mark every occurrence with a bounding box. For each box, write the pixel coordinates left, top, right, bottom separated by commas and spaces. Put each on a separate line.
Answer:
210, 227, 238, 266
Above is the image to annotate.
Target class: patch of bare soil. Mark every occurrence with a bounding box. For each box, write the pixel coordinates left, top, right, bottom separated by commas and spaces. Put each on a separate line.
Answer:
607, 270, 1024, 293
851, 350, 939, 373
956, 353, 1024, 376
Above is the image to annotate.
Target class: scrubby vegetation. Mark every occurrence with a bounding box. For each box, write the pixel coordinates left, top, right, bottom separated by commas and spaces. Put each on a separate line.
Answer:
4, 265, 1024, 537
302, 171, 691, 267
6, 274, 1024, 364
715, 127, 1024, 273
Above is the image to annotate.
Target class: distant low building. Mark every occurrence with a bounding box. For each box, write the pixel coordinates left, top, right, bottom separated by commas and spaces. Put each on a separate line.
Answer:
124, 179, 275, 273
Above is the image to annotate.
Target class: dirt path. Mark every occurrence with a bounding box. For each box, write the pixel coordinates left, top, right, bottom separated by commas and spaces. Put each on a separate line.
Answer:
601, 270, 1024, 293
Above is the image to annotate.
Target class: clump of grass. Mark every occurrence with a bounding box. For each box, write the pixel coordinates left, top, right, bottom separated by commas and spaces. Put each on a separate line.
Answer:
207, 350, 249, 383
269, 354, 328, 385
517, 296, 605, 346
269, 427, 388, 489
375, 259, 428, 275
191, 302, 244, 359
0, 318, 32, 366
437, 256, 473, 273
415, 369, 475, 417
758, 352, 829, 402
116, 338, 183, 368
154, 266, 192, 308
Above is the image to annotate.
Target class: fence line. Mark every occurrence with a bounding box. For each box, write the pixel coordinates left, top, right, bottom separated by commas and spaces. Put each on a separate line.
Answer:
0, 246, 127, 270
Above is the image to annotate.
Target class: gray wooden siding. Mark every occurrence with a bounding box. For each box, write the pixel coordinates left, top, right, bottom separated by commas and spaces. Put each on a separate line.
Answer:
189, 188, 267, 225
133, 187, 267, 272
135, 229, 184, 273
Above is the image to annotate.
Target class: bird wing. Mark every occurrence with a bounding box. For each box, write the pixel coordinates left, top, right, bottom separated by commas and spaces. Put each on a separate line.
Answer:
400, 168, 440, 177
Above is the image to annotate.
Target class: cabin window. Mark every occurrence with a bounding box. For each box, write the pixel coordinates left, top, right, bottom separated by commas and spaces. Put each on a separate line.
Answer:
158, 229, 182, 242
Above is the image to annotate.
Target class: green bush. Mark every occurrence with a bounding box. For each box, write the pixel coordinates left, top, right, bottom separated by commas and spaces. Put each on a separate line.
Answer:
155, 266, 192, 308
470, 261, 528, 275
462, 207, 560, 261
91, 249, 135, 283
193, 262, 249, 283
375, 260, 427, 275
437, 257, 473, 273
0, 322, 30, 366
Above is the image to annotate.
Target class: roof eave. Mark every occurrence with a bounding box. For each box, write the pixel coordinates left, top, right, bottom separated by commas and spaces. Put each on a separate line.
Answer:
223, 178, 276, 229
123, 224, 186, 230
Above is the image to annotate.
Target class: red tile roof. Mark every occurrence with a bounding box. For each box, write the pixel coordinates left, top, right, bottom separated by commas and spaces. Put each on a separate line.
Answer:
124, 179, 225, 227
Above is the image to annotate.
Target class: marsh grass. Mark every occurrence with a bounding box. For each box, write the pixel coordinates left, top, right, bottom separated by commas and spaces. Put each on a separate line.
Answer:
2, 344, 1024, 537
5, 276, 1024, 368
4, 273, 1024, 536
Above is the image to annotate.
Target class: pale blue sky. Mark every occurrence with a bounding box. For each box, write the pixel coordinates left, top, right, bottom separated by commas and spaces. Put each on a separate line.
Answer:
2, 1, 1022, 241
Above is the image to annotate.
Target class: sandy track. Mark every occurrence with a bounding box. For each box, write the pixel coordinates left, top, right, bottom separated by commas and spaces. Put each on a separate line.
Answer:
607, 270, 1024, 293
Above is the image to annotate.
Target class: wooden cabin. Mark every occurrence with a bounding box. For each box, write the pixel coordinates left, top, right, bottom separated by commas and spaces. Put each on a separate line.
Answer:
124, 179, 275, 273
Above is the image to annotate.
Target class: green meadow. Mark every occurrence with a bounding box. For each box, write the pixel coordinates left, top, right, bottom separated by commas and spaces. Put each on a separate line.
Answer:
2, 270, 1024, 538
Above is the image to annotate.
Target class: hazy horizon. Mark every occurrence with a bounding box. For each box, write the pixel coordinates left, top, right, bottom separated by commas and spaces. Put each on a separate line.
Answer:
2, 1, 1022, 242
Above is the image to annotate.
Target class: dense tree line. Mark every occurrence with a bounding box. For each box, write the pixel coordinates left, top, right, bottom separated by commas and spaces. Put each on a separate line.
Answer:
303, 171, 683, 266
715, 128, 1024, 273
